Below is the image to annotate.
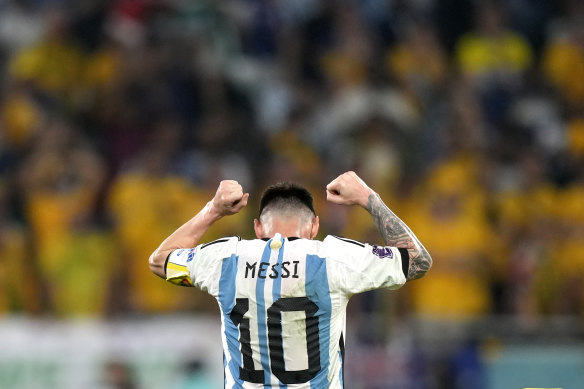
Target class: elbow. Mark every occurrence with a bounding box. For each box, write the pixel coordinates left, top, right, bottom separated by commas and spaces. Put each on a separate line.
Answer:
149, 251, 166, 278
421, 252, 433, 278
148, 253, 157, 273
407, 250, 432, 281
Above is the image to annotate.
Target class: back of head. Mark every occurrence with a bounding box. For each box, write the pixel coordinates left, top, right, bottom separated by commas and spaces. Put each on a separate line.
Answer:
258, 182, 315, 223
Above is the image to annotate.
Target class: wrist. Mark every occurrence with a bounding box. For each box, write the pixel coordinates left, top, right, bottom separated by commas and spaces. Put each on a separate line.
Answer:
204, 201, 224, 222
360, 189, 376, 208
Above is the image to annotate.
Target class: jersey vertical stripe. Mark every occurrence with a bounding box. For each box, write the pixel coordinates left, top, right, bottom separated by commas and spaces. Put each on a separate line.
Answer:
256, 241, 272, 386
338, 351, 343, 387
218, 254, 243, 388
272, 238, 287, 389
306, 255, 331, 388
338, 333, 345, 387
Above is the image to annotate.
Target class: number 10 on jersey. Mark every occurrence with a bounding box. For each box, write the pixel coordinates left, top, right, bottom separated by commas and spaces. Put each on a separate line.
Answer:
229, 296, 321, 384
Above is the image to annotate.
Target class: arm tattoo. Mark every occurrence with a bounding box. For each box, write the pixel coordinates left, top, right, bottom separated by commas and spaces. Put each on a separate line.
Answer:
365, 193, 432, 281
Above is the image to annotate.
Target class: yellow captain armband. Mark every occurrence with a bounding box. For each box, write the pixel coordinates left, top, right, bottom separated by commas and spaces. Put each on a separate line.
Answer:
165, 249, 194, 287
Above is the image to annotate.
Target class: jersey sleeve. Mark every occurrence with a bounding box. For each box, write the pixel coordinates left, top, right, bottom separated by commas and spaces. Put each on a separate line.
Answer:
323, 235, 408, 295
166, 236, 239, 294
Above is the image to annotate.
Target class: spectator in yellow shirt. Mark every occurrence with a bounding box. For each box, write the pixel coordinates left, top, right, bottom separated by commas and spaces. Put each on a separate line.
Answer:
456, 4, 532, 83
543, 21, 584, 109
18, 120, 111, 316
9, 8, 85, 105
404, 157, 493, 319
108, 134, 250, 313
386, 22, 448, 104
0, 180, 38, 314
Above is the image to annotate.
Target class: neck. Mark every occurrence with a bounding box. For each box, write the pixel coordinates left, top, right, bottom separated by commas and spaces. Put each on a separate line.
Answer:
257, 214, 314, 239
267, 218, 304, 238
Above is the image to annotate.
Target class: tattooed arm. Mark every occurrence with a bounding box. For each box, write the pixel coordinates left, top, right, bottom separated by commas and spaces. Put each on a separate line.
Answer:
326, 171, 432, 280
364, 193, 432, 280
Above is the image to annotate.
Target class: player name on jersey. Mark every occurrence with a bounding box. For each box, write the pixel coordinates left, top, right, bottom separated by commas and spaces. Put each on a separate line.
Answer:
244, 260, 300, 279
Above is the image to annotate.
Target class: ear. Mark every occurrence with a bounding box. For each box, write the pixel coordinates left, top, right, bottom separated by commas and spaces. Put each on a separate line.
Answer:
254, 219, 263, 239
310, 216, 320, 239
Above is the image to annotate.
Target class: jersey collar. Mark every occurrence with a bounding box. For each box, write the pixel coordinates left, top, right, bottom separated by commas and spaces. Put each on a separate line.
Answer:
260, 237, 300, 241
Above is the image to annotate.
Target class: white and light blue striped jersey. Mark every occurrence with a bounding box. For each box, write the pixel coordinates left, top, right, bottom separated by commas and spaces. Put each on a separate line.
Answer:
166, 233, 408, 388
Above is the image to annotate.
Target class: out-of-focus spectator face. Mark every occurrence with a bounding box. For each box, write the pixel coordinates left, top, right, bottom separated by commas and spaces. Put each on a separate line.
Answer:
36, 118, 72, 152
149, 118, 183, 155
44, 6, 71, 41
408, 24, 439, 53
198, 108, 235, 149
0, 180, 5, 219
386, 21, 447, 101
567, 119, 584, 159
319, 2, 372, 91
0, 82, 43, 148
103, 361, 136, 389
574, 21, 584, 46
476, 5, 504, 35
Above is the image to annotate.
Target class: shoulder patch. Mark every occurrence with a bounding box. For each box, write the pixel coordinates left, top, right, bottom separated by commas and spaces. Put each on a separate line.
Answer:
371, 245, 393, 259
186, 248, 195, 262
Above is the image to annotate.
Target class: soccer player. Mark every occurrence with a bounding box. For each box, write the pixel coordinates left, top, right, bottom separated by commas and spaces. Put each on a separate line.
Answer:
149, 171, 432, 388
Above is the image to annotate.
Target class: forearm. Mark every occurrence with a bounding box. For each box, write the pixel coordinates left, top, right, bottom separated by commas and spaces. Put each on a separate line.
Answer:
365, 193, 432, 280
149, 201, 222, 278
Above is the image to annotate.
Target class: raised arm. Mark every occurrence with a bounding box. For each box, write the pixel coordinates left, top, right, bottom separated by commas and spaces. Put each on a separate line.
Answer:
326, 171, 432, 281
148, 180, 249, 279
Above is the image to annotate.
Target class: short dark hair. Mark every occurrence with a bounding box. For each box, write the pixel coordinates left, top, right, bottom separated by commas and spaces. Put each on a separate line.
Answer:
258, 182, 315, 218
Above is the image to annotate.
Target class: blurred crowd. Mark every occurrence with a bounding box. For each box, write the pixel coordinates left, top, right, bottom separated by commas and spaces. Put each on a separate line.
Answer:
0, 0, 583, 327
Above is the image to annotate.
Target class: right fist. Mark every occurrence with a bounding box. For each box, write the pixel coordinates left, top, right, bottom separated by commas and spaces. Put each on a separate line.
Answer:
326, 171, 375, 207
212, 180, 249, 216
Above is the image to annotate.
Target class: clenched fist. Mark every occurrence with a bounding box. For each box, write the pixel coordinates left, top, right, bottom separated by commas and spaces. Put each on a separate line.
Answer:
212, 180, 249, 216
326, 171, 375, 207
